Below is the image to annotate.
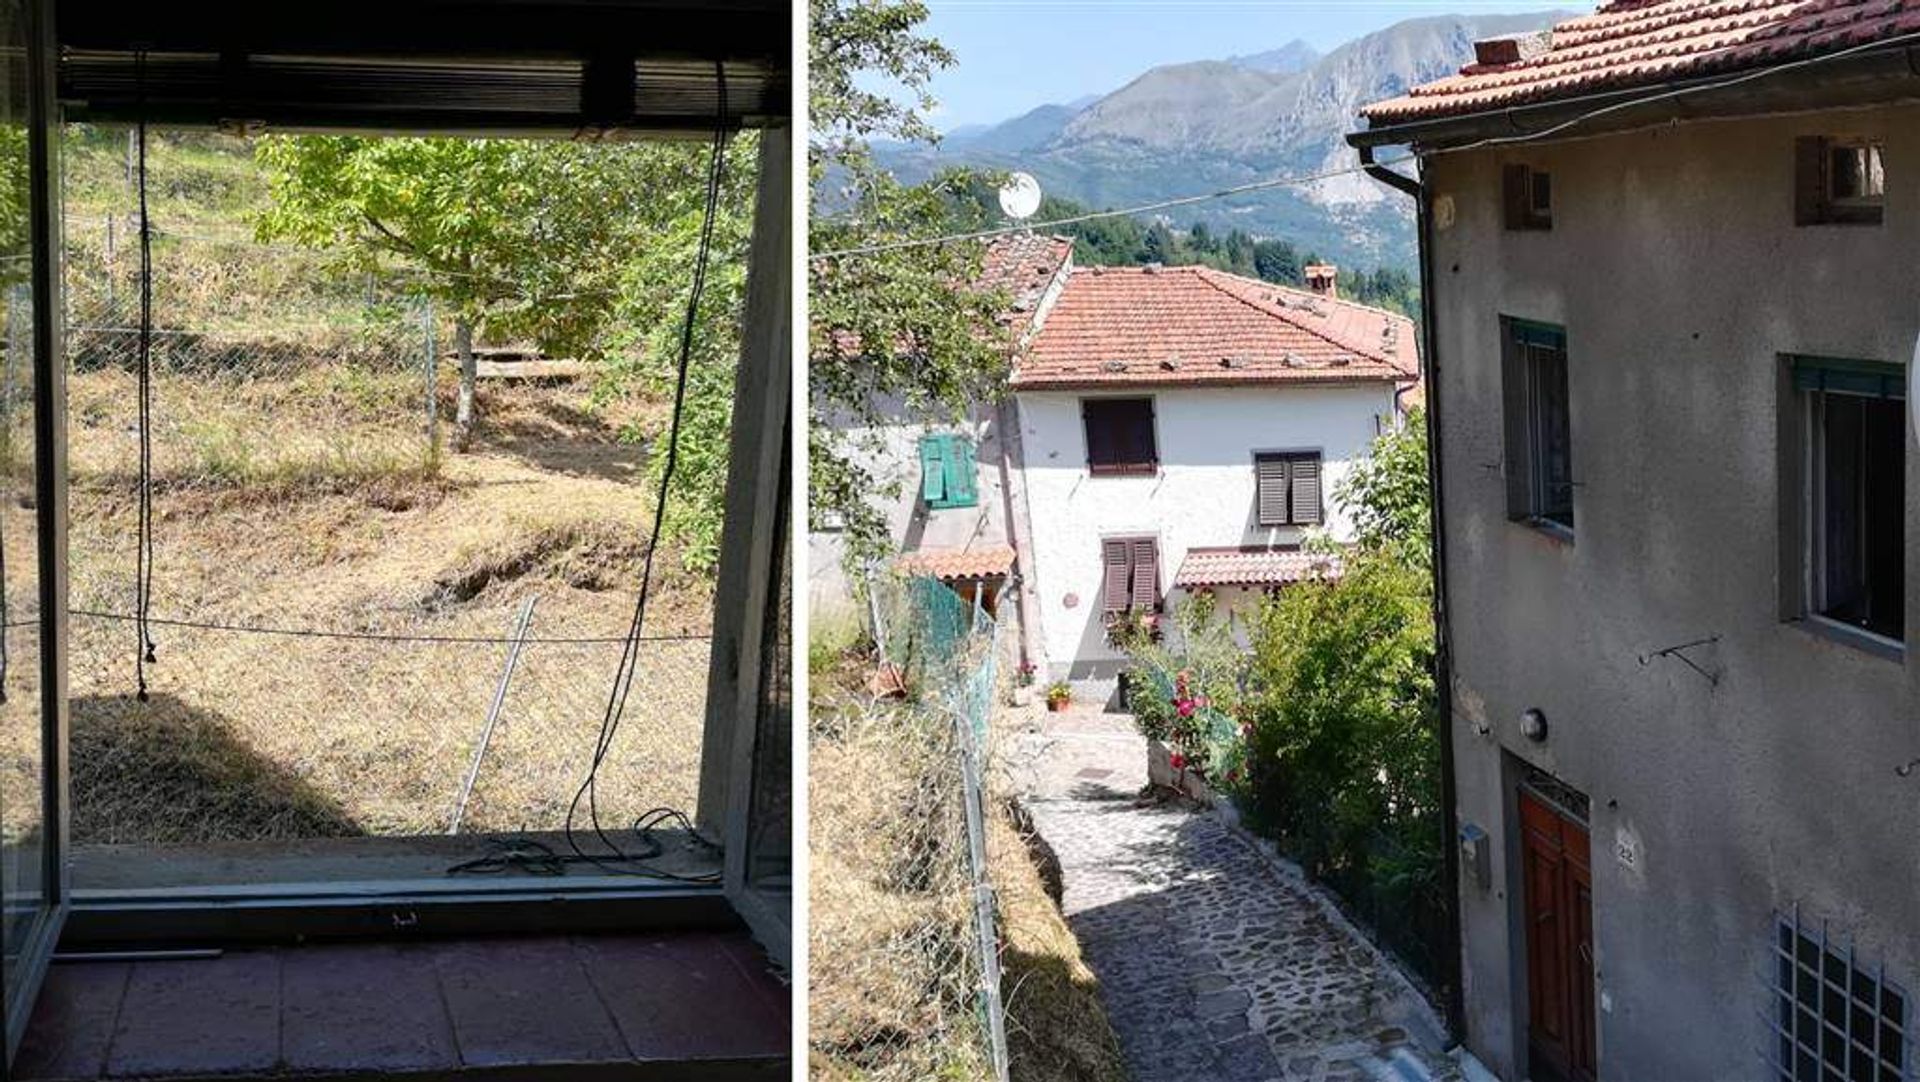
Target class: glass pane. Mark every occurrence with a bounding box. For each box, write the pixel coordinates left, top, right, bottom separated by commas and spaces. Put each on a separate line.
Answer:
0, 0, 46, 983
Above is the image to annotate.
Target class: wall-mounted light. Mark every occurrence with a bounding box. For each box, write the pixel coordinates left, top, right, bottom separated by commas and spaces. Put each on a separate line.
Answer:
1520, 708, 1548, 743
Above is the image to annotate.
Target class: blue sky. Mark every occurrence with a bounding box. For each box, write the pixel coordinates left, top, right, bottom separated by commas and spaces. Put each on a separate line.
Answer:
915, 0, 1574, 131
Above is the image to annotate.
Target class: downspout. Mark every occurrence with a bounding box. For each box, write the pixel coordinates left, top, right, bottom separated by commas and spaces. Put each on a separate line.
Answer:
1360, 143, 1464, 1041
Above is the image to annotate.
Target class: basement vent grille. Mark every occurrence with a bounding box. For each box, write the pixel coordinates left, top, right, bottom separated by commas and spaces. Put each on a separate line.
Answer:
1766, 906, 1910, 1082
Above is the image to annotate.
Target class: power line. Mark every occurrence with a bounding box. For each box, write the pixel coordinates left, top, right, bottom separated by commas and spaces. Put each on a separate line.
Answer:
810, 28, 1920, 261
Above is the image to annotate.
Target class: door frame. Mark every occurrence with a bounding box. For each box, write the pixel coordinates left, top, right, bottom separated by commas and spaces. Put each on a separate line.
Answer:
1515, 771, 1596, 1082
4, 0, 72, 1063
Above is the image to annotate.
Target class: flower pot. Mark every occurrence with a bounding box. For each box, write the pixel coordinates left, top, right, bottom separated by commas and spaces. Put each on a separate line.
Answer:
1010, 685, 1034, 707
1146, 737, 1217, 806
1046, 698, 1070, 713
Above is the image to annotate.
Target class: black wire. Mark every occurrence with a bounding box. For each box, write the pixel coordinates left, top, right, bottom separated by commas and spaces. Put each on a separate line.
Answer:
563, 61, 729, 878
448, 808, 718, 882
134, 50, 157, 701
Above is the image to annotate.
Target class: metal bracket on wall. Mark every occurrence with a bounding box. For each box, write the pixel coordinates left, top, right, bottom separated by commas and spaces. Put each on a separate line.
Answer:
1636, 634, 1720, 687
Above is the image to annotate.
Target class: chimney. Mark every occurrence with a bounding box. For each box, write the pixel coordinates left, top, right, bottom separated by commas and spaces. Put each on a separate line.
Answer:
1304, 263, 1337, 299
1473, 31, 1551, 67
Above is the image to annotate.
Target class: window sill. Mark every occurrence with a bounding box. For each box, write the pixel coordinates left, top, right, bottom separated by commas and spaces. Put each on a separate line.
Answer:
1086, 468, 1160, 480
1789, 615, 1906, 664
1514, 516, 1574, 545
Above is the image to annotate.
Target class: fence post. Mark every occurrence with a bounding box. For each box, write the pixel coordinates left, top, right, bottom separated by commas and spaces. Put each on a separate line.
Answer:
105, 217, 116, 312
957, 701, 1010, 1082
422, 297, 440, 467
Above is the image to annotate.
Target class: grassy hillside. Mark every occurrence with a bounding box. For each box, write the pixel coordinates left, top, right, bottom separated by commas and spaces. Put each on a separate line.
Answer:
9, 127, 716, 849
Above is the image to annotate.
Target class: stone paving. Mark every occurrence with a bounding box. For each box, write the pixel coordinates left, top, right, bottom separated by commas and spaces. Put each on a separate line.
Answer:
1006, 705, 1458, 1082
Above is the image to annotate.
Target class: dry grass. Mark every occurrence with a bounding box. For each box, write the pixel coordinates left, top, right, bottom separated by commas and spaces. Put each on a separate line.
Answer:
809, 639, 1130, 1082
809, 696, 994, 1081
0, 368, 716, 848
993, 802, 1131, 1082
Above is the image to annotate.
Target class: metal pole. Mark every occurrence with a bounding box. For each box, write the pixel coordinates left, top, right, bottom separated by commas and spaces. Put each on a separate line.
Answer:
956, 698, 1010, 1082
423, 298, 440, 466
447, 595, 538, 834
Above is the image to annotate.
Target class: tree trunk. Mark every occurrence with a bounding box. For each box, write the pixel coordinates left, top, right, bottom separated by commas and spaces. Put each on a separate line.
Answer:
453, 317, 477, 452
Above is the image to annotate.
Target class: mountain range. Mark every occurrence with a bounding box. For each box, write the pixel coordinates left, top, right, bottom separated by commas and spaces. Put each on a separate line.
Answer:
875, 11, 1572, 270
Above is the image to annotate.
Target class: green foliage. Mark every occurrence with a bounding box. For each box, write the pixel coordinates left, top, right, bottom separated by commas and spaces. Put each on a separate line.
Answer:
600, 137, 759, 575
1237, 411, 1443, 983
254, 136, 654, 359
1337, 408, 1431, 573
809, 0, 1013, 569
256, 134, 754, 575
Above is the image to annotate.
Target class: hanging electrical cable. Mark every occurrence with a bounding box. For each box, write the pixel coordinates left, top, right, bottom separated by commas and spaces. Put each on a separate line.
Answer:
543, 60, 732, 885
133, 48, 157, 701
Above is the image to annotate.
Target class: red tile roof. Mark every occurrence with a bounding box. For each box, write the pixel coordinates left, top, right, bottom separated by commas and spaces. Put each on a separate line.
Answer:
1174, 547, 1343, 589
979, 233, 1074, 335
1363, 0, 1920, 124
1014, 265, 1418, 390
894, 545, 1016, 581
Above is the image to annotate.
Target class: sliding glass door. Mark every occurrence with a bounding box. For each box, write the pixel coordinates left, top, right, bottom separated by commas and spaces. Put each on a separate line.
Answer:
1, 0, 69, 1062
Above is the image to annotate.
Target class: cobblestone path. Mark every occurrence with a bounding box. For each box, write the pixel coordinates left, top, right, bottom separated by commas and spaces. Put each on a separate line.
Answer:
1008, 707, 1458, 1082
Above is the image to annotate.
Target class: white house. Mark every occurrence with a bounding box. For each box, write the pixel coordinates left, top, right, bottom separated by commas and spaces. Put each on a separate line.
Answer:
807, 233, 1073, 627
1006, 263, 1419, 691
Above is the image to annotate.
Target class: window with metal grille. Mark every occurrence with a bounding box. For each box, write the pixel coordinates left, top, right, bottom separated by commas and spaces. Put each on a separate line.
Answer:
1100, 536, 1159, 613
1503, 163, 1552, 230
1792, 355, 1905, 645
1796, 137, 1885, 226
1768, 909, 1909, 1082
1501, 318, 1573, 533
1254, 451, 1322, 527
918, 432, 978, 510
1083, 397, 1158, 476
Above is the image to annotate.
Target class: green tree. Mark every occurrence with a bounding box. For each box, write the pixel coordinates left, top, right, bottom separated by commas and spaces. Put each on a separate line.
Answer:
809, 0, 1011, 567
599, 138, 760, 574
254, 137, 647, 450
1337, 408, 1430, 572
1240, 414, 1442, 979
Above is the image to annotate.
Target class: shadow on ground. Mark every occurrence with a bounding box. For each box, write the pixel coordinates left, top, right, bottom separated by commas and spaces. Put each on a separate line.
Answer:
71, 692, 360, 845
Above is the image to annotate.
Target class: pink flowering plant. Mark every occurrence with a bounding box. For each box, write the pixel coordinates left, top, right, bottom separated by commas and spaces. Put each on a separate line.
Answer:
1119, 591, 1248, 781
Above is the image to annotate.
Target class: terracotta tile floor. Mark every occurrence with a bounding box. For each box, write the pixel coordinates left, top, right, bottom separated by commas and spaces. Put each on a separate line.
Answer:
14, 932, 788, 1080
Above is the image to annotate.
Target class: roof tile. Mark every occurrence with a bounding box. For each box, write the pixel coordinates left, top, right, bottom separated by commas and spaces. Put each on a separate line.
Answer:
1362, 0, 1920, 125
1014, 265, 1419, 390
1174, 547, 1343, 589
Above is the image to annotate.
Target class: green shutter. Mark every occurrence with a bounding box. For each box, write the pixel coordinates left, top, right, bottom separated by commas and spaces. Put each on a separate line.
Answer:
919, 434, 946, 504
922, 433, 978, 510
1790, 355, 1905, 400
944, 436, 978, 508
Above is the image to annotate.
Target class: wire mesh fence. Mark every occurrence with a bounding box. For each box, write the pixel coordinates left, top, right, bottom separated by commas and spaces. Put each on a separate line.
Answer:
810, 572, 1010, 1082
0, 136, 720, 859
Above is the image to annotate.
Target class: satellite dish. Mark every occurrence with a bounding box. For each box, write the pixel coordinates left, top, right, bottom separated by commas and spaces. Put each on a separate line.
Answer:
998, 172, 1042, 221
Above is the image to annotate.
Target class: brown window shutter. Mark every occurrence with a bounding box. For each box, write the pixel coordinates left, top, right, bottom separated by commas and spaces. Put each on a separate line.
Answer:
1083, 400, 1112, 471
1129, 537, 1159, 610
1101, 539, 1132, 613
1503, 163, 1531, 230
1290, 456, 1322, 525
1255, 454, 1290, 527
1794, 136, 1826, 225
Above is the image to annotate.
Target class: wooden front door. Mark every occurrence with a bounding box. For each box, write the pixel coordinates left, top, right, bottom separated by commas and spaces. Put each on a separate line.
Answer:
1521, 785, 1596, 1082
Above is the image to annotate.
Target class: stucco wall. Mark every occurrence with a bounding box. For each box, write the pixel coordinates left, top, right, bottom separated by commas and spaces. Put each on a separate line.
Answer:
1015, 383, 1395, 685
1426, 104, 1920, 1080
806, 402, 1010, 624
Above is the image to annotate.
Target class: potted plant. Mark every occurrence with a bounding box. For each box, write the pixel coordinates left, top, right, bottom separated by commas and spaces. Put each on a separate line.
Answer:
1044, 680, 1073, 712
1010, 661, 1038, 707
